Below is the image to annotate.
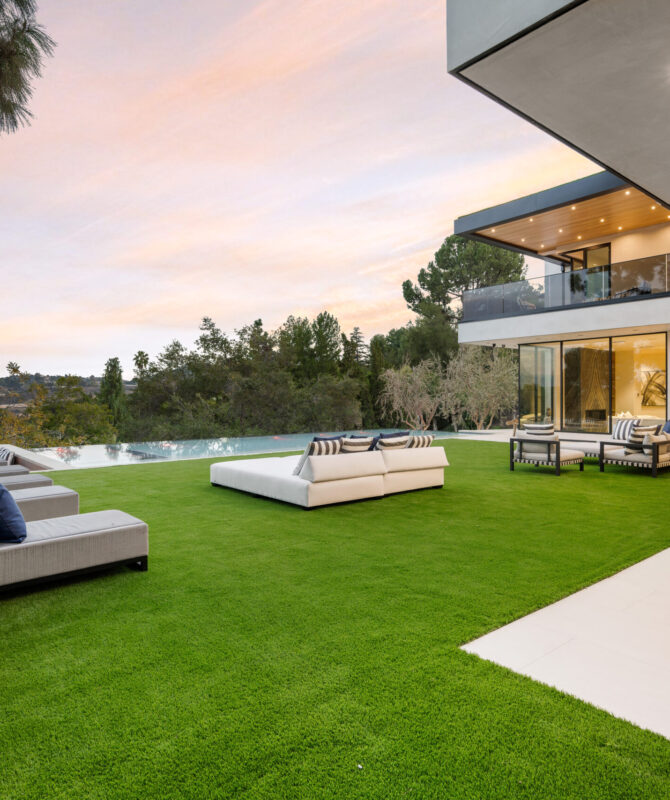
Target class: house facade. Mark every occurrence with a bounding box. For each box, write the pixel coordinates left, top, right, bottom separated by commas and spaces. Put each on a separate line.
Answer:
447, 0, 670, 434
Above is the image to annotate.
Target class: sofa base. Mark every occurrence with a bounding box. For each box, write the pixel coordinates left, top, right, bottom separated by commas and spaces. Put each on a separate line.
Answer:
1, 555, 148, 593
383, 467, 445, 495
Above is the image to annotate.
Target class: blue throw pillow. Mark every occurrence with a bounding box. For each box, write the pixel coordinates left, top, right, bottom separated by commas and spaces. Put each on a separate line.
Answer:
379, 430, 410, 439
313, 434, 342, 442
663, 420, 670, 435
0, 484, 27, 543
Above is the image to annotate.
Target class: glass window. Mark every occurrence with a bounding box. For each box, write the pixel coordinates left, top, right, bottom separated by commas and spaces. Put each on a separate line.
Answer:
562, 338, 610, 433
612, 334, 666, 424
520, 344, 560, 428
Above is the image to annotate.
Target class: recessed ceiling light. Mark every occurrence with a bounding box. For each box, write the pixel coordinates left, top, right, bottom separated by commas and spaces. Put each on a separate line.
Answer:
600, 218, 605, 223
618, 226, 623, 231
625, 190, 631, 196
521, 238, 525, 243
577, 235, 582, 240
651, 205, 657, 210
540, 244, 544, 249
571, 205, 576, 210
491, 228, 496, 233
529, 218, 534, 222
559, 228, 563, 233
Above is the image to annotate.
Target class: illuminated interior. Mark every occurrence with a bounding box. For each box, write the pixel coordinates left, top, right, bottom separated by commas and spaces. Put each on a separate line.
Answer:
519, 334, 667, 433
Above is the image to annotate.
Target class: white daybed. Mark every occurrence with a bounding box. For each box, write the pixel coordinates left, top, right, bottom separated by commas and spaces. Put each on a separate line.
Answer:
210, 447, 448, 508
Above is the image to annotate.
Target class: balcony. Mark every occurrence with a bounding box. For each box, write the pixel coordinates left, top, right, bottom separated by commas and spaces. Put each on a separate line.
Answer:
462, 253, 670, 323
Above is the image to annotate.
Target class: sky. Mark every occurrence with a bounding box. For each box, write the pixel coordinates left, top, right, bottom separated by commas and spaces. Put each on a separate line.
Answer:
1, 0, 595, 378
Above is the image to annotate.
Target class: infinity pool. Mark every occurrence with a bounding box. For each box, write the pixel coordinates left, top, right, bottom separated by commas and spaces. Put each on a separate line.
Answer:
34, 430, 457, 469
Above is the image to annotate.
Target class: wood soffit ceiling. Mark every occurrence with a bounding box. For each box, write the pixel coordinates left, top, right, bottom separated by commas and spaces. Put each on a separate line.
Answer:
476, 188, 670, 257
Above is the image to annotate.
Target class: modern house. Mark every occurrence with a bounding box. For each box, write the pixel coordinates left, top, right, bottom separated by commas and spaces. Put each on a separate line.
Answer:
447, 0, 670, 434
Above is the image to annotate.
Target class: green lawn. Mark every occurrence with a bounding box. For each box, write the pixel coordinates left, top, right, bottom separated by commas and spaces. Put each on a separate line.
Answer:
2, 440, 670, 799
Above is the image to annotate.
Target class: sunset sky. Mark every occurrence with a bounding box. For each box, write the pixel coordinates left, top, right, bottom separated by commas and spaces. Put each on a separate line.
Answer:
2, 1, 595, 377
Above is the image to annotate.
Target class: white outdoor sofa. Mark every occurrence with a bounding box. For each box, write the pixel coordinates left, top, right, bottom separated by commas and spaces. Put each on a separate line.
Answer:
210, 447, 449, 508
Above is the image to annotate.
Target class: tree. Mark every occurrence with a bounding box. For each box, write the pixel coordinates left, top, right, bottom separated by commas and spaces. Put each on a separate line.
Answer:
403, 235, 526, 319
443, 346, 517, 430
133, 350, 150, 377
378, 358, 447, 431
99, 357, 127, 427
0, 0, 55, 134
311, 312, 341, 374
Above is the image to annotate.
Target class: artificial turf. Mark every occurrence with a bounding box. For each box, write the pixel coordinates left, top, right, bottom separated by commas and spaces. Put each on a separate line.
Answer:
2, 439, 670, 799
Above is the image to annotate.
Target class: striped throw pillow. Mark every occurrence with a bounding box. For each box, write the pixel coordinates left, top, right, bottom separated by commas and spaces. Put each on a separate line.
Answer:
341, 436, 374, 453
0, 447, 14, 465
376, 434, 409, 450
292, 436, 342, 475
523, 423, 554, 438
612, 418, 640, 441
624, 425, 660, 454
642, 432, 670, 456
407, 434, 435, 448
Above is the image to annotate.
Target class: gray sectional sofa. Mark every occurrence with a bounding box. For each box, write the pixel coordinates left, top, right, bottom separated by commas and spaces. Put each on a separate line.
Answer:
1, 445, 149, 591
0, 510, 148, 590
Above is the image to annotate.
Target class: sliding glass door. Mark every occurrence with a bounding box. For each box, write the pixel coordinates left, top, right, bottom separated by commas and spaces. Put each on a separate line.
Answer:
519, 343, 560, 427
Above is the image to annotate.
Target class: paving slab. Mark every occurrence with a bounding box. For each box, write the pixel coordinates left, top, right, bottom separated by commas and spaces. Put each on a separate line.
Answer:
462, 548, 670, 739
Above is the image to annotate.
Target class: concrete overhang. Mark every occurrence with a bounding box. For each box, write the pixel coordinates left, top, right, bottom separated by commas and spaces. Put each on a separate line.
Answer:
447, 0, 670, 206
455, 172, 670, 260
458, 294, 670, 346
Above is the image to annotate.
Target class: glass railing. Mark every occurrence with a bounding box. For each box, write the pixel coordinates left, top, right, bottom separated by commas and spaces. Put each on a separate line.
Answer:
462, 253, 670, 322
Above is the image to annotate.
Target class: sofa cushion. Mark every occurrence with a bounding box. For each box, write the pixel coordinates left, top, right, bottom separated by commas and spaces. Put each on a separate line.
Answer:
407, 434, 435, 448
376, 432, 409, 450
292, 436, 342, 475
642, 432, 670, 456
341, 436, 374, 453
514, 432, 558, 455
612, 418, 640, 440
381, 447, 448, 473
603, 447, 670, 466
516, 448, 584, 464
299, 451, 386, 483
624, 424, 660, 454
522, 423, 555, 437
0, 464, 30, 478
0, 484, 27, 543
0, 447, 15, 465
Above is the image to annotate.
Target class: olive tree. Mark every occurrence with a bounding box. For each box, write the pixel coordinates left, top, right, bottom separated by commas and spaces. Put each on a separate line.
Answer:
378, 358, 447, 431
443, 346, 517, 430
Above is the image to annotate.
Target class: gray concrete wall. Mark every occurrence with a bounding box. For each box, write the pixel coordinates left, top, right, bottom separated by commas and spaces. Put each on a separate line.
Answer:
447, 0, 577, 72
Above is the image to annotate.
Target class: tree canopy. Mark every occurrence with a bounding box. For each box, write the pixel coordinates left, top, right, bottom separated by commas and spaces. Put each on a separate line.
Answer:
402, 234, 526, 319
0, 0, 54, 134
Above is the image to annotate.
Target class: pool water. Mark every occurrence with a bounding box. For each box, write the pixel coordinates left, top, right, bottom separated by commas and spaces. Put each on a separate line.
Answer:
34, 430, 457, 469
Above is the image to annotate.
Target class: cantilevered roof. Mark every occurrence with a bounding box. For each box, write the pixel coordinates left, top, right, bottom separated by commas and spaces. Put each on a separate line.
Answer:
447, 0, 670, 206
454, 172, 670, 261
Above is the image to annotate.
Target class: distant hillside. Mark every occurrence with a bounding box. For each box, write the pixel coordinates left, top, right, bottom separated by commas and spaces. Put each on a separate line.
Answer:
0, 374, 136, 404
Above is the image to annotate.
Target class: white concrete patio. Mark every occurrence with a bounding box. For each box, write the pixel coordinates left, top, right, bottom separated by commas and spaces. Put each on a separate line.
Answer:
463, 548, 670, 740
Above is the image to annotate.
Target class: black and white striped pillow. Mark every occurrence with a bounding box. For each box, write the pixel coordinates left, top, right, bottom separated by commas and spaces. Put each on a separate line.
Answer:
624, 425, 660, 454
523, 423, 554, 438
376, 434, 409, 450
341, 436, 374, 453
292, 437, 342, 475
612, 418, 640, 441
407, 434, 435, 448
0, 447, 14, 465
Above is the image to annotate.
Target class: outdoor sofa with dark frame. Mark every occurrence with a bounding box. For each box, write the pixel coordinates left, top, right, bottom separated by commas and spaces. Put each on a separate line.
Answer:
509, 437, 584, 476
598, 439, 670, 478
